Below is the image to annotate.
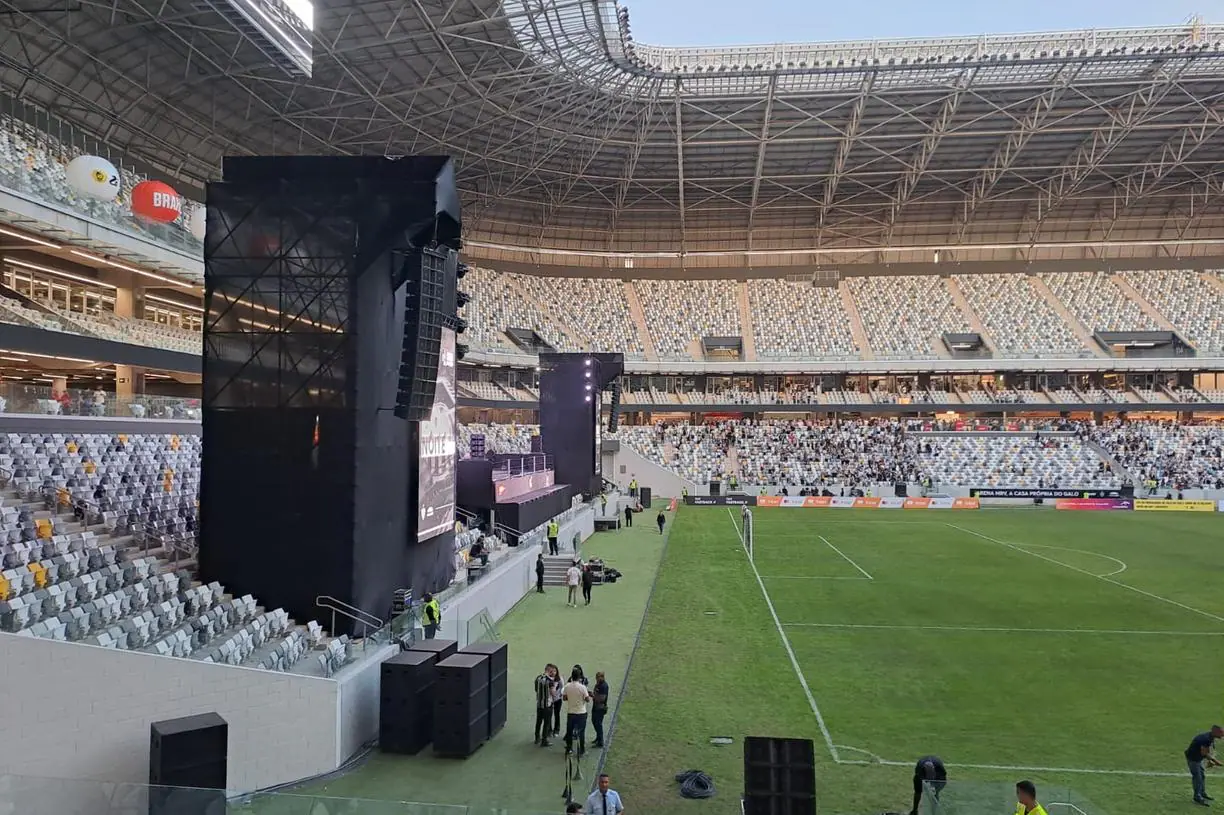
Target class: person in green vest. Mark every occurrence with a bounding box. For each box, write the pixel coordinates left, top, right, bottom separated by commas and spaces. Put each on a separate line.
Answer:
681, 486, 689, 498
547, 519, 560, 555
759, 486, 767, 496
629, 478, 638, 497
422, 593, 441, 639
729, 474, 739, 491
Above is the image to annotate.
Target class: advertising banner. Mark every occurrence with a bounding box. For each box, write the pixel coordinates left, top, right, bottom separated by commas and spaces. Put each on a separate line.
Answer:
1219, 500, 1224, 513
904, 497, 931, 509
952, 497, 981, 509
684, 495, 757, 507
878, 497, 906, 509
494, 470, 555, 502
804, 496, 832, 508
830, 496, 857, 508
780, 496, 808, 507
971, 488, 1127, 499
852, 497, 882, 509
1055, 498, 1134, 511
1133, 499, 1216, 512
756, 496, 783, 507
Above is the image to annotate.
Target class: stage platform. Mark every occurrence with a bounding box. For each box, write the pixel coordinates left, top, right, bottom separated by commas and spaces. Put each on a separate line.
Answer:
494, 484, 572, 543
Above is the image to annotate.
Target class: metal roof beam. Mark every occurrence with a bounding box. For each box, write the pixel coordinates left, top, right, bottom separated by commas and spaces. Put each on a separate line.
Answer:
816, 71, 874, 245
1023, 55, 1199, 244
883, 68, 974, 243
746, 74, 777, 249
951, 62, 1085, 244
674, 80, 687, 254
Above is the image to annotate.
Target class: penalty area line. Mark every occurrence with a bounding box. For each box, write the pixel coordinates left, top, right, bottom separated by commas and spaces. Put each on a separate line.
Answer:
947, 523, 1224, 626
727, 507, 841, 763
817, 534, 874, 580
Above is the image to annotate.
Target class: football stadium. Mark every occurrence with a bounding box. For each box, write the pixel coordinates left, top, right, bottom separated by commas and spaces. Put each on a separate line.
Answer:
0, 0, 1223, 814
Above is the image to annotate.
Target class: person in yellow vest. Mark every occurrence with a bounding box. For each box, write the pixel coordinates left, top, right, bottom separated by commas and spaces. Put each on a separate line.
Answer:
681, 486, 688, 498
163, 467, 174, 493
65, 439, 78, 454
422, 593, 441, 639
1014, 781, 1048, 815
759, 487, 767, 496
83, 458, 96, 476
629, 478, 638, 498
729, 474, 739, 491
547, 519, 560, 556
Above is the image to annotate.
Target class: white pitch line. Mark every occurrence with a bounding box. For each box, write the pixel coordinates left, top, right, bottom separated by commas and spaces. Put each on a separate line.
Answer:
868, 757, 1186, 779
1013, 543, 1129, 578
760, 575, 872, 581
727, 508, 840, 763
947, 523, 1224, 625
781, 622, 1224, 636
817, 534, 874, 580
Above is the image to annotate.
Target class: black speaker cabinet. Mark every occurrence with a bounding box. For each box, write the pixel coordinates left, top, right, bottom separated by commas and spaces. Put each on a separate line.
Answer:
149, 713, 228, 815
380, 651, 438, 754
410, 638, 459, 661
638, 486, 653, 508
461, 641, 508, 739
709, 480, 721, 496
433, 653, 491, 757
743, 736, 816, 815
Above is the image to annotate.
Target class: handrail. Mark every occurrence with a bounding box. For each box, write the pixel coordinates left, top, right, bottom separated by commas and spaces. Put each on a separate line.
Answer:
316, 595, 384, 639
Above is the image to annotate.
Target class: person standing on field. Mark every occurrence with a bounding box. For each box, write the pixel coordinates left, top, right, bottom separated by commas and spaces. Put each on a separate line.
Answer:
656, 510, 666, 534
1186, 725, 1224, 806
566, 560, 582, 607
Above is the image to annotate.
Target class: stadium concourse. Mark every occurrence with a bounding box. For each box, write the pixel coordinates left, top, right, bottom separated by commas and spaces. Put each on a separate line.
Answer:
4, 0, 1224, 812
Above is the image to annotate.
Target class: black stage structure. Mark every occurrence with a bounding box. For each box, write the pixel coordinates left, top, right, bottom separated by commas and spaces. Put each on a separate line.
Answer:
539, 352, 624, 498
199, 155, 462, 634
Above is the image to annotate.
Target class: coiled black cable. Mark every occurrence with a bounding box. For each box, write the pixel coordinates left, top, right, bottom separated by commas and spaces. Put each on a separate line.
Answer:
675, 770, 716, 799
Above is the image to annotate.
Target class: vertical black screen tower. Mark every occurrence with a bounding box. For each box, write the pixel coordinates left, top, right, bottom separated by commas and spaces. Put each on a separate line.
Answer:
539, 352, 624, 497
200, 156, 461, 633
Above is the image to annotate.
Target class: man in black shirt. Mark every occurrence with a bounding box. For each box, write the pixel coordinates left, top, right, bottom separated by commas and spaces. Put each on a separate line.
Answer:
591, 671, 610, 748
536, 554, 545, 594
1186, 725, 1224, 806
910, 755, 947, 815
656, 510, 666, 534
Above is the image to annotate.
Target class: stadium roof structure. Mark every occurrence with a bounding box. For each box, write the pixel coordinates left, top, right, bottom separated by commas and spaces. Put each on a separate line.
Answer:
4, 0, 1224, 269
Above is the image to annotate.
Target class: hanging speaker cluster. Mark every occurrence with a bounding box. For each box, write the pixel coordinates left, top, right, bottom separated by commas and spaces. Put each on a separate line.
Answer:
394, 247, 448, 421
608, 380, 622, 433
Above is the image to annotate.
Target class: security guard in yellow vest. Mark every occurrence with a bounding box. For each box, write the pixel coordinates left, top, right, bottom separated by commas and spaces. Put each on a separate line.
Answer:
682, 486, 689, 498
629, 478, 638, 497
422, 593, 441, 639
729, 474, 739, 491
547, 520, 560, 556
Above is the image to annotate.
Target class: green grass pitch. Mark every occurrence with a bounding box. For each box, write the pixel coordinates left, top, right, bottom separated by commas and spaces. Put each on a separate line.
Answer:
603, 507, 1224, 815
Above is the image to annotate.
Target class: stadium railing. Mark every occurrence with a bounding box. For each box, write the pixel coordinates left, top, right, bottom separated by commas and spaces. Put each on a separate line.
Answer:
0, 773, 554, 814
921, 780, 1109, 815
0, 383, 200, 420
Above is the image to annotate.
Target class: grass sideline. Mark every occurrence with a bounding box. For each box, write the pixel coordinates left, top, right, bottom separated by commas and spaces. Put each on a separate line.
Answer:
603, 507, 1224, 815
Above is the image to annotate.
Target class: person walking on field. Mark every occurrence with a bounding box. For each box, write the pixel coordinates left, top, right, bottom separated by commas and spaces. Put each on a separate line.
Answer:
566, 560, 582, 607
656, 510, 666, 534
1186, 725, 1224, 806
581, 562, 594, 606
623, 505, 633, 528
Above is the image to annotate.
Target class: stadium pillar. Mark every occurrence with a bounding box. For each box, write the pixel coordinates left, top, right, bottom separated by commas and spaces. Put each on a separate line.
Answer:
114, 365, 143, 397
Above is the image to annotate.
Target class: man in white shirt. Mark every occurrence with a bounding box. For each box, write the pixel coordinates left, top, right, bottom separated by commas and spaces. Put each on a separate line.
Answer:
562, 667, 591, 756
584, 774, 625, 815
565, 561, 582, 607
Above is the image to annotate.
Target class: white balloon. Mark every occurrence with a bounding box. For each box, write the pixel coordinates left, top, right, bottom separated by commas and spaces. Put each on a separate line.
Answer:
65, 155, 121, 201
188, 207, 206, 241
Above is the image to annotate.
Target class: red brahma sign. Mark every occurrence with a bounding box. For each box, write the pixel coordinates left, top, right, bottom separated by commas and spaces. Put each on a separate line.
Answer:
131, 180, 183, 223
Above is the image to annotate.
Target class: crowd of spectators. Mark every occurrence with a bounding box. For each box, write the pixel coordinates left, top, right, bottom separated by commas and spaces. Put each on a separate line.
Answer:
1085, 419, 1224, 492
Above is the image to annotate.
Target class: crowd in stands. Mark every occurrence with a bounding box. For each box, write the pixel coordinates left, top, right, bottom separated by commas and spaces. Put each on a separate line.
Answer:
597, 417, 1224, 491
1086, 420, 1224, 491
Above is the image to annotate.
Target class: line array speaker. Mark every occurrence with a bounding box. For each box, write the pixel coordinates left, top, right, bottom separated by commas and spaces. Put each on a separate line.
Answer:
395, 246, 448, 420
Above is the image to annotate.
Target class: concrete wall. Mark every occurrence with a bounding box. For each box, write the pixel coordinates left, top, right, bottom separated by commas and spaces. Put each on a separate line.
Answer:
335, 643, 400, 763
0, 633, 339, 792
603, 446, 694, 498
